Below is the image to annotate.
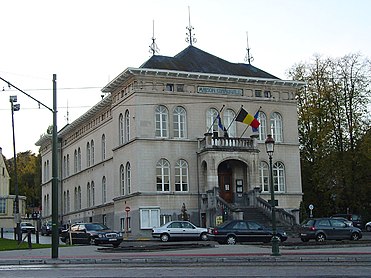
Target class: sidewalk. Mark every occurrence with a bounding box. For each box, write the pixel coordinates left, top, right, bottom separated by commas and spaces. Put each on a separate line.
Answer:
0, 240, 371, 266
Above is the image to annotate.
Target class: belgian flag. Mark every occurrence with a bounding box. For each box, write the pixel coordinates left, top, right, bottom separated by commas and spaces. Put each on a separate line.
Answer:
235, 107, 260, 129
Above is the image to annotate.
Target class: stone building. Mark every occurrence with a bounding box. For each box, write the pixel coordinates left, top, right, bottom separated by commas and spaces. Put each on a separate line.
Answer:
36, 46, 305, 237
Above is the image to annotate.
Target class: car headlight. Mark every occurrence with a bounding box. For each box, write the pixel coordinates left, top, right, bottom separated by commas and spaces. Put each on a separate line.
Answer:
98, 234, 105, 238
118, 232, 123, 237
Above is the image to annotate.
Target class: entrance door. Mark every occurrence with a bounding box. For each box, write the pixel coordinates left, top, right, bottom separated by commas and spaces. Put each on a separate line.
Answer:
219, 172, 233, 203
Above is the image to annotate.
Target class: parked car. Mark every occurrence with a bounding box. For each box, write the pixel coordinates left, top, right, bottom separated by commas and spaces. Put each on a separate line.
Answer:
41, 222, 52, 236
20, 222, 36, 234
60, 223, 123, 247
151, 221, 208, 242
365, 221, 371, 232
207, 220, 288, 245
332, 214, 363, 229
299, 218, 362, 242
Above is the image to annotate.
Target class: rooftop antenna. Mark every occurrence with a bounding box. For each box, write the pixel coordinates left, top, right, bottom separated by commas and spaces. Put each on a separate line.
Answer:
149, 20, 160, 55
244, 31, 254, 64
185, 6, 197, 45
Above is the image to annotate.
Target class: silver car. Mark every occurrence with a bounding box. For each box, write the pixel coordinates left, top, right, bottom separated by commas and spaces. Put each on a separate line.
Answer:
152, 221, 208, 242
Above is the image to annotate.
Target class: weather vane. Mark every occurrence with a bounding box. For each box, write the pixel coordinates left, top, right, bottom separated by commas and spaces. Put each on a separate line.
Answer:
185, 6, 197, 45
149, 20, 160, 55
244, 31, 254, 64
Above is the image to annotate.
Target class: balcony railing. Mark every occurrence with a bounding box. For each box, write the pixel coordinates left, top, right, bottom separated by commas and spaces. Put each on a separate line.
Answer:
199, 133, 256, 151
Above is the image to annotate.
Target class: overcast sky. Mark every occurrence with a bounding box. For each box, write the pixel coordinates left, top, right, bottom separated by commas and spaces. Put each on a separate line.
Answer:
1, 0, 370, 159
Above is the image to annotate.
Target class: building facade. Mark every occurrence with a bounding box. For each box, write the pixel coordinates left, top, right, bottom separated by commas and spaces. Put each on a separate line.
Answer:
37, 46, 305, 237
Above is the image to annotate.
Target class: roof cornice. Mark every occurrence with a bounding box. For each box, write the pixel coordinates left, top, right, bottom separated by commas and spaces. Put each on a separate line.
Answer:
101, 67, 306, 93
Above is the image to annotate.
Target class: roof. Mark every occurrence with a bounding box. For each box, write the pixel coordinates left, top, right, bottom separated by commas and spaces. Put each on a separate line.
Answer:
140, 45, 279, 79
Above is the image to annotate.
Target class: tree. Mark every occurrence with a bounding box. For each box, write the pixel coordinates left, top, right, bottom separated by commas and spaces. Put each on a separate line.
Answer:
288, 53, 371, 218
6, 151, 42, 214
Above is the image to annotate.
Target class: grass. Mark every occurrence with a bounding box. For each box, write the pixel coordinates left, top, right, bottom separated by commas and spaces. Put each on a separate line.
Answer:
0, 237, 51, 251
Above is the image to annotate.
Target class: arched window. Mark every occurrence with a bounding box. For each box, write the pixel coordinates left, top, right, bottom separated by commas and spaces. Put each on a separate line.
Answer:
63, 156, 66, 178
258, 112, 267, 141
125, 110, 130, 143
78, 148, 81, 171
126, 162, 131, 194
66, 154, 70, 176
74, 187, 78, 211
156, 159, 170, 192
91, 181, 95, 206
270, 112, 283, 142
119, 113, 124, 145
102, 176, 107, 204
273, 162, 285, 192
87, 182, 91, 207
120, 164, 125, 195
101, 134, 106, 161
66, 190, 70, 213
91, 140, 95, 165
223, 109, 236, 137
86, 142, 91, 167
259, 161, 269, 192
155, 105, 168, 137
206, 108, 218, 134
175, 159, 188, 192
74, 149, 78, 173
78, 186, 82, 210
63, 191, 67, 214
173, 106, 187, 138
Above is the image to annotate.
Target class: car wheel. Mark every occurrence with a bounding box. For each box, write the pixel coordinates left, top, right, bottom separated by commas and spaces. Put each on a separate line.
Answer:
315, 233, 326, 242
200, 233, 208, 241
351, 232, 360, 241
160, 233, 170, 242
226, 235, 236, 245
112, 243, 120, 248
301, 238, 309, 242
366, 226, 371, 232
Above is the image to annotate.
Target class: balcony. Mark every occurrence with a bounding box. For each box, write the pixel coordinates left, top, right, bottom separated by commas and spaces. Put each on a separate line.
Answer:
198, 132, 257, 152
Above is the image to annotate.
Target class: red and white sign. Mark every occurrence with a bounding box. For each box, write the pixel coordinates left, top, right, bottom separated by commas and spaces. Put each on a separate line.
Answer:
125, 206, 130, 212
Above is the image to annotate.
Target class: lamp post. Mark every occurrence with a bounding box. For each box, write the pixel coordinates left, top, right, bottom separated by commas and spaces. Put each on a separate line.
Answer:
10, 95, 21, 242
265, 134, 280, 256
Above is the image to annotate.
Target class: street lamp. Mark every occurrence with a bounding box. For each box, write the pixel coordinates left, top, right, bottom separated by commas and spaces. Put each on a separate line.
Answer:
10, 95, 21, 242
265, 134, 280, 256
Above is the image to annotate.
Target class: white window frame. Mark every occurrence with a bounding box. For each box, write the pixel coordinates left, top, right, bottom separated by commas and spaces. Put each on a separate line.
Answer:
155, 105, 168, 138
259, 161, 269, 192
140, 208, 160, 229
270, 112, 283, 142
273, 161, 286, 192
173, 106, 187, 138
156, 159, 170, 192
223, 109, 236, 137
175, 159, 188, 192
125, 109, 130, 143
119, 113, 124, 145
258, 112, 267, 141
206, 108, 218, 134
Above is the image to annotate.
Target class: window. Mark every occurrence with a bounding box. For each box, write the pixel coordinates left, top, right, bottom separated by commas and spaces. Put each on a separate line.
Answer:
102, 176, 107, 204
66, 190, 70, 213
258, 112, 267, 141
102, 214, 107, 226
125, 110, 130, 143
176, 84, 184, 92
119, 113, 124, 145
74, 149, 78, 173
0, 198, 6, 214
264, 90, 271, 98
66, 154, 70, 176
63, 156, 66, 178
101, 134, 106, 160
223, 109, 236, 137
63, 191, 67, 214
78, 148, 81, 171
273, 162, 285, 192
155, 105, 168, 137
74, 187, 78, 211
173, 106, 187, 138
86, 142, 91, 167
87, 182, 91, 207
175, 159, 188, 192
206, 108, 218, 134
165, 83, 174, 91
140, 208, 160, 229
160, 214, 172, 226
259, 161, 269, 192
255, 90, 262, 97
91, 140, 95, 165
120, 164, 125, 195
78, 186, 81, 210
270, 112, 283, 142
156, 159, 170, 191
91, 181, 95, 206
126, 162, 131, 194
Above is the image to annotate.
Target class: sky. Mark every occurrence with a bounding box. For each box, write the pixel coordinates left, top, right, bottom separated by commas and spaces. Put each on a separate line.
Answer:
0, 0, 370, 159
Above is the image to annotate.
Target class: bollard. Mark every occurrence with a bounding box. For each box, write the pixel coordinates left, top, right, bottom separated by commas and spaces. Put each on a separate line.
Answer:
36, 229, 39, 244
1, 228, 3, 238
27, 231, 32, 249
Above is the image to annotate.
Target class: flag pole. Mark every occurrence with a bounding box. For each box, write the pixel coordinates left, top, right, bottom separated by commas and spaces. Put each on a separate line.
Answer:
225, 105, 243, 132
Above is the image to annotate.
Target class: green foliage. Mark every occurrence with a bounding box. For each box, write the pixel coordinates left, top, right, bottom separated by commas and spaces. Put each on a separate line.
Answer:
288, 54, 371, 220
6, 151, 42, 214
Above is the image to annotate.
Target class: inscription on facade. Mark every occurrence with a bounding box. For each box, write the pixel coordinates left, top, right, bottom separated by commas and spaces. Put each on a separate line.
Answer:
197, 86, 243, 96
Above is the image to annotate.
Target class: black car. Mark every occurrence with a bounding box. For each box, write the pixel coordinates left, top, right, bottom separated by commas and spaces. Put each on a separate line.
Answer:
299, 218, 362, 242
60, 223, 123, 247
207, 220, 288, 245
332, 214, 363, 229
41, 222, 52, 236
20, 222, 36, 234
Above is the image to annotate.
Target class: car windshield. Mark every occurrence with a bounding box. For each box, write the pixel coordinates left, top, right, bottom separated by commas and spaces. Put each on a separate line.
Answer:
85, 223, 109, 231
22, 223, 33, 227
